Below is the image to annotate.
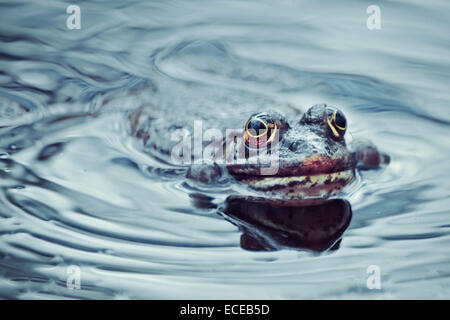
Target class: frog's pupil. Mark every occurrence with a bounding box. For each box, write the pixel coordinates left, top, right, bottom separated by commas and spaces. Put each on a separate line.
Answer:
248, 119, 267, 134
335, 112, 346, 129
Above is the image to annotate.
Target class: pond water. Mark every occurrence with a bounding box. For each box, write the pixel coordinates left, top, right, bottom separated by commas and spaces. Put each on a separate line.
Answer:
0, 0, 449, 299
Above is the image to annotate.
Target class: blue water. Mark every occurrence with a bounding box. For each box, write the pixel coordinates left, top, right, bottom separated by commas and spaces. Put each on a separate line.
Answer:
0, 0, 449, 299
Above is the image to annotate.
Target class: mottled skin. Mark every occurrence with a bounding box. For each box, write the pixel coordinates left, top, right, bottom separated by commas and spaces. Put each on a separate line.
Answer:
128, 101, 388, 200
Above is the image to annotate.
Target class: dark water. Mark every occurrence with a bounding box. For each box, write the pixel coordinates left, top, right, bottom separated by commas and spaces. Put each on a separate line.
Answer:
0, 0, 449, 299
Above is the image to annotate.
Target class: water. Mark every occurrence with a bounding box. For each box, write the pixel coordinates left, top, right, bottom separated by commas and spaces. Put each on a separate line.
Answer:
0, 0, 449, 299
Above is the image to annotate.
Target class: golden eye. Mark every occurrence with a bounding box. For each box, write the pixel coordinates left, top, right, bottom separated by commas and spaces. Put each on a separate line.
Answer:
245, 117, 278, 148
333, 110, 346, 131
326, 108, 346, 139
245, 118, 268, 138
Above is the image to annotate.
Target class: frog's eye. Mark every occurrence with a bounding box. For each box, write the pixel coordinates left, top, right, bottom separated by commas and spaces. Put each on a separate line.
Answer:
326, 108, 346, 139
245, 116, 278, 148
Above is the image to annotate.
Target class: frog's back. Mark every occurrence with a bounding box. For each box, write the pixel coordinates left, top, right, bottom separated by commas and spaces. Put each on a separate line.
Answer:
103, 77, 300, 158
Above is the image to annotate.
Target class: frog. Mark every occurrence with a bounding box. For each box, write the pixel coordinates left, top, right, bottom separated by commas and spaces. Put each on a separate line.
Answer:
127, 99, 389, 200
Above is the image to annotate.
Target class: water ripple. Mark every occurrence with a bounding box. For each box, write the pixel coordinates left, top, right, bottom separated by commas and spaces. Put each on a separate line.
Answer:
0, 0, 449, 299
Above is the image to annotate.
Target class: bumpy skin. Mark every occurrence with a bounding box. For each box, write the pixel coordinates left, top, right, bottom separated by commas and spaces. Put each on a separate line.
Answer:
128, 101, 388, 199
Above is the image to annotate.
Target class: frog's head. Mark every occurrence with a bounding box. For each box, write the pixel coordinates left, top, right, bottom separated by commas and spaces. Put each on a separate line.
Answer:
226, 104, 356, 199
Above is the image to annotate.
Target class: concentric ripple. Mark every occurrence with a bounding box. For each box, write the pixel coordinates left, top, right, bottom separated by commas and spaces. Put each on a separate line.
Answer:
0, 0, 449, 299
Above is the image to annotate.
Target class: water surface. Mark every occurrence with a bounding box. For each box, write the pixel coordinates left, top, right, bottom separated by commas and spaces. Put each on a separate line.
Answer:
0, 0, 449, 299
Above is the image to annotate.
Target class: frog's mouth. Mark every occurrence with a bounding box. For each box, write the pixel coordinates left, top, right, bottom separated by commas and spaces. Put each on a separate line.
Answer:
235, 170, 355, 198
226, 154, 356, 199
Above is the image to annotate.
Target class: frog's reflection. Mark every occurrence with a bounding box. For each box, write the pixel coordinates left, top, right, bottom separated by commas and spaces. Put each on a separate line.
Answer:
220, 196, 352, 252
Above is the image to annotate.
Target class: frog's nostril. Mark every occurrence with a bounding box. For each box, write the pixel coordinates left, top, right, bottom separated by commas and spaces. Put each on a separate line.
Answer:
289, 141, 303, 152
289, 141, 321, 155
